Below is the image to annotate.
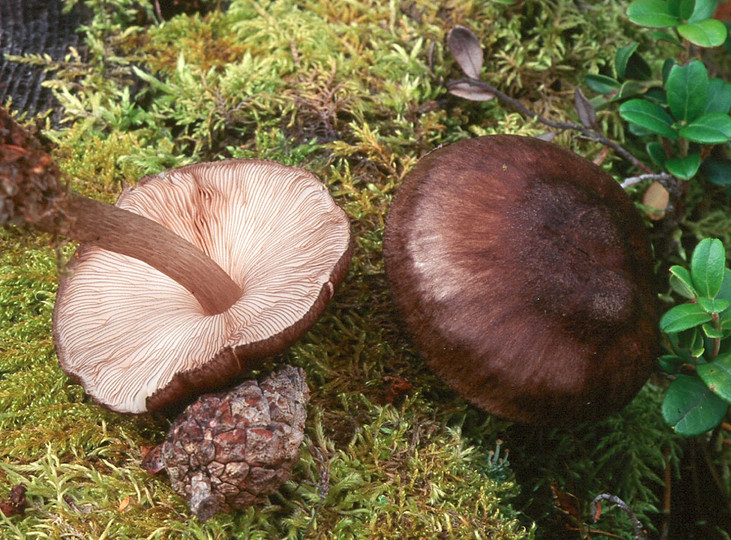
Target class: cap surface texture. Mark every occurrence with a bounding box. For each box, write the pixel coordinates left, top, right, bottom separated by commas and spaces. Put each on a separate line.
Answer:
383, 135, 659, 425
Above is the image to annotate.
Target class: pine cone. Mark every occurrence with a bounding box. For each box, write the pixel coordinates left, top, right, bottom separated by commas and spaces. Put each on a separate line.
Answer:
0, 107, 68, 231
161, 366, 309, 521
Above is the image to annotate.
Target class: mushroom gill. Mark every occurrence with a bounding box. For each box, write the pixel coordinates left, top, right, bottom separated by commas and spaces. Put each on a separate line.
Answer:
53, 160, 352, 413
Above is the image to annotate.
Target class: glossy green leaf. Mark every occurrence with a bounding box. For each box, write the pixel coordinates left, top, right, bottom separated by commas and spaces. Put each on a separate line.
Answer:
666, 153, 701, 179
716, 268, 731, 309
691, 238, 726, 297
697, 353, 731, 403
652, 30, 682, 44
615, 42, 652, 80
704, 79, 731, 114
615, 42, 638, 80
670, 275, 696, 299
679, 113, 731, 143
703, 160, 731, 186
666, 61, 708, 122
617, 80, 648, 100
702, 323, 724, 338
688, 0, 718, 22
663, 375, 729, 436
644, 88, 667, 104
668, 331, 694, 361
697, 297, 730, 313
658, 355, 684, 374
689, 327, 706, 358
629, 124, 654, 136
585, 74, 621, 94
660, 303, 713, 333
666, 0, 687, 18
662, 58, 676, 86
647, 142, 667, 167
627, 0, 680, 27
677, 19, 728, 47
619, 99, 678, 138
669, 265, 697, 298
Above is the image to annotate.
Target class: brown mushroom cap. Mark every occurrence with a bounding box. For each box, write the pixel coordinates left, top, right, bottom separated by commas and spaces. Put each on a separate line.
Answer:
383, 135, 659, 425
53, 159, 352, 414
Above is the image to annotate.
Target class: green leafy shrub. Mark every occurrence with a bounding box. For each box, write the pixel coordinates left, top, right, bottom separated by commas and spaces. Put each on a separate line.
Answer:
660, 238, 731, 436
585, 0, 730, 183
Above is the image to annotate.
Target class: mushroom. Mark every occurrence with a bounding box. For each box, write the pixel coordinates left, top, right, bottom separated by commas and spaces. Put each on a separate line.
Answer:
383, 135, 659, 425
1, 107, 351, 414
53, 160, 352, 413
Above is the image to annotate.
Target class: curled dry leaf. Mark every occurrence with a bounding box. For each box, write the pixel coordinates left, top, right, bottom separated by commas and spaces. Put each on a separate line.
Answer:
447, 79, 495, 101
118, 496, 131, 512
141, 444, 165, 475
574, 88, 597, 129
383, 375, 413, 404
447, 26, 483, 80
535, 132, 557, 142
0, 484, 27, 517
593, 501, 602, 522
642, 181, 669, 220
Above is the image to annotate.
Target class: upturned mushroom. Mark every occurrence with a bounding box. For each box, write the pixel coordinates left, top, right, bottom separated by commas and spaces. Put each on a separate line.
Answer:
383, 134, 659, 425
1, 108, 352, 414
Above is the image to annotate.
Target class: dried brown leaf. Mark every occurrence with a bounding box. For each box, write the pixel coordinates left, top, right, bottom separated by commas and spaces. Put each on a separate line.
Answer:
447, 79, 495, 102
574, 88, 597, 129
118, 496, 131, 512
535, 132, 557, 142
447, 26, 483, 79
0, 484, 27, 517
140, 444, 165, 474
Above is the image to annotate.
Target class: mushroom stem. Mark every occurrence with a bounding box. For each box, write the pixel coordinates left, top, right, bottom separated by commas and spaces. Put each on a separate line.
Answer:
60, 194, 242, 315
0, 107, 241, 316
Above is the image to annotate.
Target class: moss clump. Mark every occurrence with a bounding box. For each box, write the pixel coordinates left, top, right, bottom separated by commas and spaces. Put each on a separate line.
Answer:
0, 0, 696, 538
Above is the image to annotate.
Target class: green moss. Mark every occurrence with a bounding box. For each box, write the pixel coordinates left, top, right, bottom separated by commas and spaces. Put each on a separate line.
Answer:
0, 0, 696, 537
288, 399, 530, 539
502, 384, 683, 537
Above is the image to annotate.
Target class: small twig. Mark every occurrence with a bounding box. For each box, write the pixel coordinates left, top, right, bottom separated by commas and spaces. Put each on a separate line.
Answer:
302, 445, 331, 538
660, 447, 671, 540
591, 493, 647, 540
153, 0, 163, 22
448, 77, 655, 174
620, 173, 675, 189
701, 430, 731, 511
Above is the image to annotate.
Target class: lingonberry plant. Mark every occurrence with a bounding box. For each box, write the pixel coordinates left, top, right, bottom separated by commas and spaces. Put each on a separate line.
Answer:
659, 238, 731, 436
588, 0, 731, 183
445, 2, 731, 439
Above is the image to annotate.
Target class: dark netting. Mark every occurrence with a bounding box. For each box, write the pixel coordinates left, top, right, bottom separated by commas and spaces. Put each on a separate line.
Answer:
0, 0, 88, 120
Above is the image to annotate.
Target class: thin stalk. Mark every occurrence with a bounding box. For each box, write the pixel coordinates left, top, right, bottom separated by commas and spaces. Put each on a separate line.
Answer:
448, 77, 655, 174
52, 194, 242, 316
711, 312, 721, 359
1, 107, 241, 315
